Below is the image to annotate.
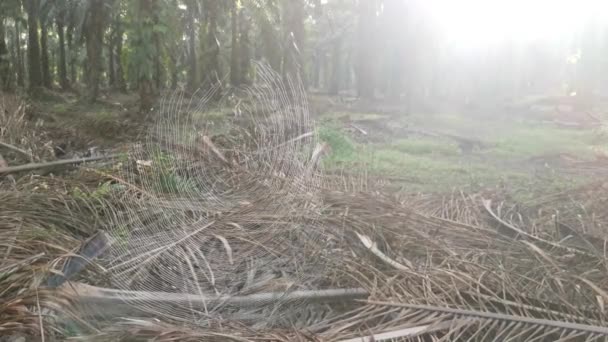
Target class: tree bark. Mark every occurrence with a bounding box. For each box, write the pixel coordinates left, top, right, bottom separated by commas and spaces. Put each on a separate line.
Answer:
356, 0, 376, 100
137, 0, 158, 113
15, 19, 25, 87
239, 7, 251, 85
67, 20, 76, 84
25, 0, 42, 93
169, 54, 178, 90
229, 0, 240, 87
204, 0, 221, 87
154, 33, 162, 90
329, 37, 342, 95
114, 24, 126, 92
107, 32, 115, 87
56, 19, 68, 89
85, 0, 105, 102
109, 14, 126, 92
0, 19, 10, 90
40, 20, 51, 88
260, 19, 281, 72
282, 0, 306, 84
186, 0, 197, 92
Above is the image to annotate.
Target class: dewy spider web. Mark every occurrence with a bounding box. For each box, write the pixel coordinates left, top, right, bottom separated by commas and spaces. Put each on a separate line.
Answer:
98, 63, 329, 326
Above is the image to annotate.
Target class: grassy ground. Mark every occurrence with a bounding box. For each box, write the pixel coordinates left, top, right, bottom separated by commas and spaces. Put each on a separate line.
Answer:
317, 107, 607, 195
28, 91, 608, 198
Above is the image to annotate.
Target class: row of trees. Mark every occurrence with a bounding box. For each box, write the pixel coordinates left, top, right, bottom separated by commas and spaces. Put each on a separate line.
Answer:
0, 0, 310, 110
1, 0, 607, 111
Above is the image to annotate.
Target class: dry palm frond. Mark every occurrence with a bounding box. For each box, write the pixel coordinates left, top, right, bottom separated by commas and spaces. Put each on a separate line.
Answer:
336, 300, 608, 341
0, 93, 54, 163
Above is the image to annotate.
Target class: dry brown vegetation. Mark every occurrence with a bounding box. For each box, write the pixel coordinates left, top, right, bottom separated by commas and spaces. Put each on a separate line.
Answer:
2, 83, 608, 342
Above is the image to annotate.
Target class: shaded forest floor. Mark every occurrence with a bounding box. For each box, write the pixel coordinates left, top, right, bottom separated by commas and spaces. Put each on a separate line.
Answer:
15, 90, 608, 201
3, 90, 608, 341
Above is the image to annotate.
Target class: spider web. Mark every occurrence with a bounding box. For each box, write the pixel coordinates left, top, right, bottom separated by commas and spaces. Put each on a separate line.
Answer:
94, 63, 332, 326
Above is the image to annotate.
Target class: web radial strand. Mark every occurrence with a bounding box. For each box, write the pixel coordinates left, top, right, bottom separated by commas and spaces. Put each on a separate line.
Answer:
97, 63, 326, 325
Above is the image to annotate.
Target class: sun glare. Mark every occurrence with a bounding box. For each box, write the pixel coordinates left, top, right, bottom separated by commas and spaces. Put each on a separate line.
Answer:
425, 0, 608, 49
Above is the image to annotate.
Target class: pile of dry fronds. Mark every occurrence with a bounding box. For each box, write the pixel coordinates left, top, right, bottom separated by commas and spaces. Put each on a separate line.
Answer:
2, 67, 608, 341
0, 93, 57, 166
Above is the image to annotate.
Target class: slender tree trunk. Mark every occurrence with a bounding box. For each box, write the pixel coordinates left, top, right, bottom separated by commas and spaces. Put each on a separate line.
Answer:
239, 8, 251, 85
329, 37, 342, 95
154, 34, 162, 90
186, 0, 197, 92
56, 19, 68, 89
229, 0, 240, 87
169, 54, 178, 89
204, 0, 220, 87
355, 0, 376, 100
260, 18, 281, 72
0, 19, 10, 90
85, 0, 105, 102
40, 21, 51, 88
114, 24, 126, 92
15, 20, 24, 87
67, 21, 76, 84
8, 26, 18, 90
282, 0, 306, 84
25, 0, 42, 93
136, 0, 159, 113
108, 34, 115, 87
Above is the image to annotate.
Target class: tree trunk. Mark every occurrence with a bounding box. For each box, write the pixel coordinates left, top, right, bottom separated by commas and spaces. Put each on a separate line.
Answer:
329, 37, 341, 95
154, 34, 162, 90
67, 20, 76, 84
15, 19, 24, 87
137, 0, 158, 113
85, 0, 105, 102
355, 0, 376, 100
56, 19, 69, 90
114, 24, 126, 92
260, 18, 281, 72
186, 0, 197, 92
40, 21, 51, 88
239, 7, 251, 85
229, 0, 240, 87
25, 0, 42, 93
282, 0, 306, 84
107, 34, 115, 87
169, 54, 178, 89
204, 0, 221, 87
0, 19, 10, 90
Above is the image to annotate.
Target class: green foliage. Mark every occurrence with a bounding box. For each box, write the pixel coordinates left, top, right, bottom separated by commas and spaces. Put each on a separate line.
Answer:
125, 0, 167, 84
317, 125, 355, 158
71, 181, 115, 200
150, 150, 199, 194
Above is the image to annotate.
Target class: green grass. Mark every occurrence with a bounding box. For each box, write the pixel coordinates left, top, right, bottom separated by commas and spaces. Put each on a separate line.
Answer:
390, 138, 460, 156
490, 125, 600, 159
315, 113, 595, 193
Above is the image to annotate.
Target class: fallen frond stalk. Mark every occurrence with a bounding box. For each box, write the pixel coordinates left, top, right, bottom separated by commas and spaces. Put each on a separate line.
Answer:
0, 155, 116, 175
356, 233, 412, 271
0, 141, 33, 160
364, 300, 608, 336
61, 282, 368, 316
337, 320, 459, 342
